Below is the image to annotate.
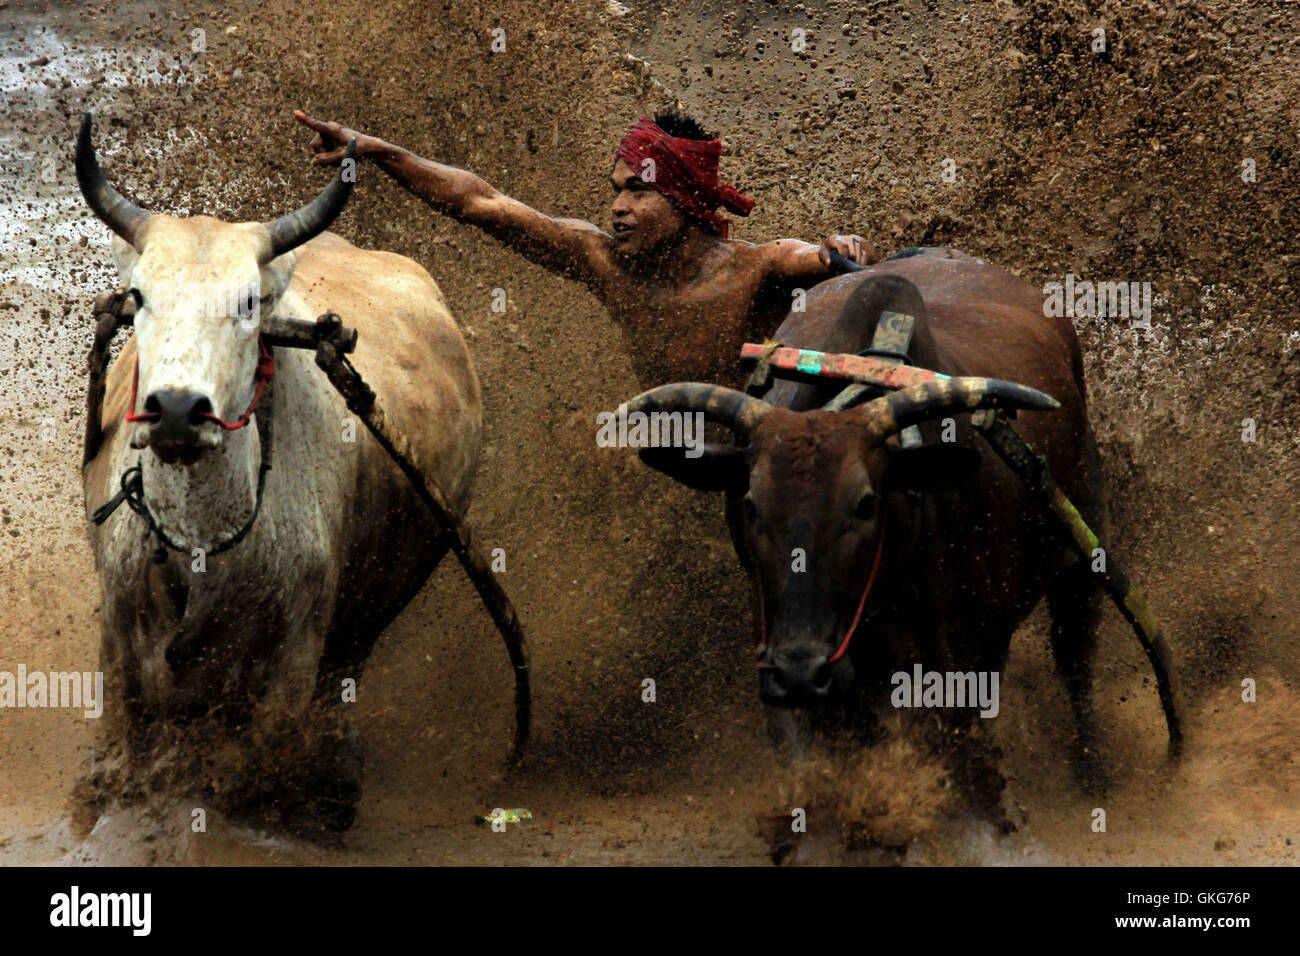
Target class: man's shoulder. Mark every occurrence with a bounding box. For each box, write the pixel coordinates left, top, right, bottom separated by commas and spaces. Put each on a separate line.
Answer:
746, 237, 819, 258
737, 237, 818, 266
730, 237, 822, 284
702, 237, 770, 270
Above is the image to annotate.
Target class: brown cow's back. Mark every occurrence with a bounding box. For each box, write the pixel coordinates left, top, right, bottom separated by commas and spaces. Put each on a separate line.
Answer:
770, 255, 1093, 508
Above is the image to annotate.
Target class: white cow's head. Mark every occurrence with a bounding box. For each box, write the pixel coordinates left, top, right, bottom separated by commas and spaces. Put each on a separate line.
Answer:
76, 113, 355, 463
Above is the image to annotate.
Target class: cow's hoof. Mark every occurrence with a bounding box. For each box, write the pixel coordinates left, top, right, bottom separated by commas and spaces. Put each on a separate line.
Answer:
285, 796, 356, 841
1074, 747, 1110, 798
284, 779, 358, 842
283, 727, 364, 840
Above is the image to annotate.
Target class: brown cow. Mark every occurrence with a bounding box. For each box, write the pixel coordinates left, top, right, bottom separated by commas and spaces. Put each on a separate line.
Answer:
627, 251, 1112, 816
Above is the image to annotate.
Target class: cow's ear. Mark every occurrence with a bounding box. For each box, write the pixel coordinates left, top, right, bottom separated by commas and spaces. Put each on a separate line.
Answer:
259, 248, 297, 301
111, 235, 140, 285
885, 442, 982, 494
638, 444, 749, 493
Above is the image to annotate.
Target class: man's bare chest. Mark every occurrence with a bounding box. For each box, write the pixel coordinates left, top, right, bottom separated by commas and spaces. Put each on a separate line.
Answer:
614, 302, 763, 387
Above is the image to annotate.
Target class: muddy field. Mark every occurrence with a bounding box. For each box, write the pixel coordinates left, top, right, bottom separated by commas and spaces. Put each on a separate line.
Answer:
1, 0, 1297, 865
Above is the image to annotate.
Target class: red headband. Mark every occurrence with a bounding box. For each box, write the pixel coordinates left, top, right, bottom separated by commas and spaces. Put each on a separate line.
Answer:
614, 116, 754, 238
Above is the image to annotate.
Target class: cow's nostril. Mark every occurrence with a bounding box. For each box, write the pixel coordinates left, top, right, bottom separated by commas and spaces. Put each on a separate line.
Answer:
772, 669, 788, 692
189, 395, 213, 425
813, 663, 832, 691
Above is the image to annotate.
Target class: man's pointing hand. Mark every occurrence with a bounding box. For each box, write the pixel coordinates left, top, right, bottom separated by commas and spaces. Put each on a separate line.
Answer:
293, 110, 384, 165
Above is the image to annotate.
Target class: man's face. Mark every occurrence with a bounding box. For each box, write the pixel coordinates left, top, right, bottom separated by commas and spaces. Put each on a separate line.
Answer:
610, 158, 689, 259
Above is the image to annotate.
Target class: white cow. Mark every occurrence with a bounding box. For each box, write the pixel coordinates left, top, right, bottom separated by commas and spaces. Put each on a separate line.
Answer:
76, 114, 481, 833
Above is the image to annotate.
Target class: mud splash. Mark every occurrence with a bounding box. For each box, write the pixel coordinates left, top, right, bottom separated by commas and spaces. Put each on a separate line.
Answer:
2, 0, 1297, 865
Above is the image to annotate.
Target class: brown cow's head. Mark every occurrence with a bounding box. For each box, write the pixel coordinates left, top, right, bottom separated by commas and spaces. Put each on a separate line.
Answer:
629, 377, 1058, 707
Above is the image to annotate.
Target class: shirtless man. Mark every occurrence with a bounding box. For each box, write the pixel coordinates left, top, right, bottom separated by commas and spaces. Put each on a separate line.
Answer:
293, 108, 882, 386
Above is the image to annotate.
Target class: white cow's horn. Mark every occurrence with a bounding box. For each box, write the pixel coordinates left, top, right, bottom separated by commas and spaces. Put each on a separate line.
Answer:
263, 138, 358, 260
76, 112, 151, 247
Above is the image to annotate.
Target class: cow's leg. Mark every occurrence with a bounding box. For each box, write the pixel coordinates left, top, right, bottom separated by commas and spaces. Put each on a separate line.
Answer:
294, 617, 381, 837
293, 709, 364, 836
275, 527, 447, 837
293, 546, 447, 834
1046, 427, 1110, 794
229, 591, 356, 837
71, 606, 142, 837
1046, 562, 1108, 795
923, 623, 1015, 832
294, 701, 366, 834
935, 706, 1012, 832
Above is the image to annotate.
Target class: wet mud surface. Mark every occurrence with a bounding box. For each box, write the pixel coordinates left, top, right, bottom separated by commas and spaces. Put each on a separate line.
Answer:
1, 0, 1296, 864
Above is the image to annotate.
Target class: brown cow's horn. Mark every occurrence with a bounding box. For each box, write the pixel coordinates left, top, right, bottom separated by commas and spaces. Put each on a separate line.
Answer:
625, 383, 774, 438
262, 138, 358, 260
76, 112, 151, 247
859, 377, 1060, 438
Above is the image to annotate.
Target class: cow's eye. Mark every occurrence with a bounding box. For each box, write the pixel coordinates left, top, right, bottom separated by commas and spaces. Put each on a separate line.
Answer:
855, 491, 878, 520
742, 494, 758, 523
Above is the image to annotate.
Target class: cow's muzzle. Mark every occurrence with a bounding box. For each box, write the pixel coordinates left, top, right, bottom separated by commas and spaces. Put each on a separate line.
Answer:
760, 646, 854, 707
131, 387, 220, 458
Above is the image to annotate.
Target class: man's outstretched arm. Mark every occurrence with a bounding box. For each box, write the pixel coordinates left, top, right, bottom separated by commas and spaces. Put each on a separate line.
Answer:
293, 111, 606, 282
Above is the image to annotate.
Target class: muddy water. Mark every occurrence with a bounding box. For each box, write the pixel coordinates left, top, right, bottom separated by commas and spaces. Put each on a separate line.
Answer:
1, 0, 1297, 865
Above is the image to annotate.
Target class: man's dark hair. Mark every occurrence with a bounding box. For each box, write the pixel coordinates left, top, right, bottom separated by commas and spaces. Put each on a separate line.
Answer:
653, 110, 714, 141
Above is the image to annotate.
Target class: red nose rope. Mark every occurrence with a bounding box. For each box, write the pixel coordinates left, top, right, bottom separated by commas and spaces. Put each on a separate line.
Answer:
754, 513, 888, 668
126, 335, 275, 430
